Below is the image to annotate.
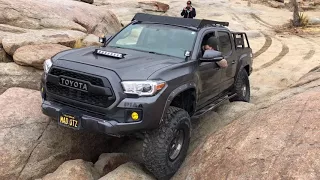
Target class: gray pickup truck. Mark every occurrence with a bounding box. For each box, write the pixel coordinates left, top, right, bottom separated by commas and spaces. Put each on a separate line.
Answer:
41, 13, 253, 179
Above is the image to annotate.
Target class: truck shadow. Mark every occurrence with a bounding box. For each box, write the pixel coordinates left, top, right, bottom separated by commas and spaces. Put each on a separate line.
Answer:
114, 101, 255, 163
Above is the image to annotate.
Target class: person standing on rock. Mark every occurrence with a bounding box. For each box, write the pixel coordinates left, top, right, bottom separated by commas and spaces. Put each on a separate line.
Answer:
181, 1, 196, 19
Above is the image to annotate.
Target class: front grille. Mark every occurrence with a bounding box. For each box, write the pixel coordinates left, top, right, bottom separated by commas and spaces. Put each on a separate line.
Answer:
50, 68, 104, 87
49, 98, 106, 119
46, 82, 113, 108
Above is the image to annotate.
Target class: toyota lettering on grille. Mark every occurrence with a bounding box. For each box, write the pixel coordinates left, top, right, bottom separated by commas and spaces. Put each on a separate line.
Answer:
59, 77, 88, 91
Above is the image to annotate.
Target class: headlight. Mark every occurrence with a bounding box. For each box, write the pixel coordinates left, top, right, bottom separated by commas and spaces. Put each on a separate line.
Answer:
43, 59, 52, 74
121, 80, 166, 96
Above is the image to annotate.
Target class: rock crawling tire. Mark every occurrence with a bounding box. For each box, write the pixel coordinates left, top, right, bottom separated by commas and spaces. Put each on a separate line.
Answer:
142, 106, 191, 179
230, 69, 250, 102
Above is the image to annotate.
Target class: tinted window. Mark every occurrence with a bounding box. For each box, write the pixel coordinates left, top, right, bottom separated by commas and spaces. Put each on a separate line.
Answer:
218, 31, 232, 55
107, 24, 197, 59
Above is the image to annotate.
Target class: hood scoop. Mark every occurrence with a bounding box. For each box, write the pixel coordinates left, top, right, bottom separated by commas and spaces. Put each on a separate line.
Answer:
94, 49, 126, 59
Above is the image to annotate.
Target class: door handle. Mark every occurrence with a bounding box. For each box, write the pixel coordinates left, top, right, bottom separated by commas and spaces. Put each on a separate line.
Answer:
232, 60, 236, 64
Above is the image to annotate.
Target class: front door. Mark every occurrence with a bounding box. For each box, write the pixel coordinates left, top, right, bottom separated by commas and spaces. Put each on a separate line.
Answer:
197, 60, 222, 106
196, 31, 223, 106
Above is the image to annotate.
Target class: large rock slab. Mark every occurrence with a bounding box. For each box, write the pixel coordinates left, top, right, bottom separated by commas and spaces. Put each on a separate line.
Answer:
189, 101, 255, 153
0, 24, 28, 34
309, 17, 320, 25
173, 89, 320, 179
13, 44, 71, 69
82, 34, 102, 47
256, 67, 320, 108
138, 1, 170, 12
99, 162, 155, 180
0, 25, 27, 46
0, 47, 12, 62
0, 88, 111, 180
0, 31, 15, 46
39, 159, 100, 180
39, 18, 86, 32
0, 63, 42, 91
2, 29, 86, 55
268, 1, 285, 8
0, 0, 121, 36
94, 153, 131, 176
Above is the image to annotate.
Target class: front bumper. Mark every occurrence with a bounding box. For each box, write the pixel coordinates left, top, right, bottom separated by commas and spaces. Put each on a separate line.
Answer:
42, 100, 156, 135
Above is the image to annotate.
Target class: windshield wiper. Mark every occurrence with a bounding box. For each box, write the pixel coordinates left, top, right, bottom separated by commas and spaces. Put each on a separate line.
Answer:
148, 51, 170, 57
148, 51, 159, 54
109, 45, 123, 49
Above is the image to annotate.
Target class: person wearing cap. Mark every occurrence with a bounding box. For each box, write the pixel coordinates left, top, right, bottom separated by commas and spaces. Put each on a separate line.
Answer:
203, 37, 228, 68
181, 1, 196, 19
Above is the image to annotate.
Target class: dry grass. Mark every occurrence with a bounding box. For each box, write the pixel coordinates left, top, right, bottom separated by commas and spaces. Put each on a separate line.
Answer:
298, 12, 309, 27
273, 17, 320, 36
73, 39, 84, 48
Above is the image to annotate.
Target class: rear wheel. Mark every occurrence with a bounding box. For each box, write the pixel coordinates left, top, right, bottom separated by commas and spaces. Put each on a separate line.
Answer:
142, 106, 191, 179
230, 69, 250, 102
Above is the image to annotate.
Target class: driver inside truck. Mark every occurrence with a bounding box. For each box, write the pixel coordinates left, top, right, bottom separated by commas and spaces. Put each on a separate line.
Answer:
203, 37, 228, 68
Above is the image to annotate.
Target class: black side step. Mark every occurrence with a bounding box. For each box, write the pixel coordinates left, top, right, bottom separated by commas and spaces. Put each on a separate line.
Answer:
192, 93, 237, 119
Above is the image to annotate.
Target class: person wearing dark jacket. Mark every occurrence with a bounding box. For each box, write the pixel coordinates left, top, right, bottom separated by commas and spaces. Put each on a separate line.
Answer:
181, 1, 196, 19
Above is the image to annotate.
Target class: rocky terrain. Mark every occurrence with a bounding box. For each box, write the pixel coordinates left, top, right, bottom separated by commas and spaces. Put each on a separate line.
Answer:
0, 0, 122, 93
0, 0, 320, 179
174, 69, 320, 179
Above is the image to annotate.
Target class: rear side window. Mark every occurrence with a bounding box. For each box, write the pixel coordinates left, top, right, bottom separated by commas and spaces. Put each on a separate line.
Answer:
217, 31, 232, 56
233, 33, 249, 49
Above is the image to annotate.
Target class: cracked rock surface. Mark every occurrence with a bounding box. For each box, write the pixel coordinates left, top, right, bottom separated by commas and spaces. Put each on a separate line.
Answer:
173, 71, 320, 180
0, 88, 111, 180
0, 0, 121, 36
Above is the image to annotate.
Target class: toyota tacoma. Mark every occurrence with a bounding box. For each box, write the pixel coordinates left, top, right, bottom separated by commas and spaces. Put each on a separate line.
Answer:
41, 13, 253, 179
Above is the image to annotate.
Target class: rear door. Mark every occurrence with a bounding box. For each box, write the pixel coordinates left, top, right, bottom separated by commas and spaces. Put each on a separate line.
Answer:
217, 31, 237, 91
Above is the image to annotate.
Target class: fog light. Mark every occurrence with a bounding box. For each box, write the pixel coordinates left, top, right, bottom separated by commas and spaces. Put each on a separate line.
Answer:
125, 110, 142, 122
40, 85, 46, 100
131, 112, 139, 121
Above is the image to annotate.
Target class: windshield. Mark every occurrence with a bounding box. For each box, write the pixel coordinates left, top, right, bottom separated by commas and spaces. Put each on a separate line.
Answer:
107, 23, 197, 58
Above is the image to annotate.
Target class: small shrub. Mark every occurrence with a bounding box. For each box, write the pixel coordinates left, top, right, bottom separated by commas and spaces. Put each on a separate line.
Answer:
73, 39, 84, 48
298, 12, 309, 27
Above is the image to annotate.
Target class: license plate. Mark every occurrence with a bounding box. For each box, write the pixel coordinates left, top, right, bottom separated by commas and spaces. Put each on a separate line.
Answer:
59, 114, 80, 129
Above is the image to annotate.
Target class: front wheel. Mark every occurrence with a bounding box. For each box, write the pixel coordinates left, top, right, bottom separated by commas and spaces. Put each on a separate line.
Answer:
230, 69, 250, 102
142, 106, 191, 180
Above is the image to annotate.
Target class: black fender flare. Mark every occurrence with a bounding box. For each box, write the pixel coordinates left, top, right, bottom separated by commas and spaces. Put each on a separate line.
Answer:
159, 82, 197, 125
235, 53, 250, 79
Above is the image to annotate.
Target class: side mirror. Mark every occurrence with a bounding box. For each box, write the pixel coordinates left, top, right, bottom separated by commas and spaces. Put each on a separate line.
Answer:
200, 50, 223, 62
200, 56, 224, 62
99, 35, 113, 47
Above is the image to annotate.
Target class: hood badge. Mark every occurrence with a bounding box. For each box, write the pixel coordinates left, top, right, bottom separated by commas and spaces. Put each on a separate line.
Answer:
94, 49, 125, 59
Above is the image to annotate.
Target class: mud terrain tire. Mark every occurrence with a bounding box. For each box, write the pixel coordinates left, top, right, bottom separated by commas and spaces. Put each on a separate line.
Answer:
142, 106, 191, 179
230, 69, 250, 102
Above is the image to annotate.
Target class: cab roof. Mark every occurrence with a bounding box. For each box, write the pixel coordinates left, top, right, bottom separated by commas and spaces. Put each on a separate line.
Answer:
132, 13, 229, 30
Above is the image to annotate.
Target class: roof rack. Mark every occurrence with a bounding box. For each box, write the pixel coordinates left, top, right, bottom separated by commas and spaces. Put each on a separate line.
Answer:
131, 13, 229, 29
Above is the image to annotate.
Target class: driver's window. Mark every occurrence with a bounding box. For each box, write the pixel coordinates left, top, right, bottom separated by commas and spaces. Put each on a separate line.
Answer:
115, 26, 143, 46
198, 32, 215, 58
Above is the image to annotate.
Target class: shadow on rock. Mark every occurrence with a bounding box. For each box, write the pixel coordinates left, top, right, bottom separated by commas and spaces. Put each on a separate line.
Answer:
0, 88, 113, 180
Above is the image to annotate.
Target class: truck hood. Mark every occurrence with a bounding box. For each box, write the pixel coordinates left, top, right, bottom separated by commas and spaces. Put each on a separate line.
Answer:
53, 46, 183, 80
